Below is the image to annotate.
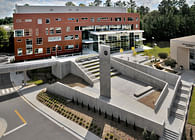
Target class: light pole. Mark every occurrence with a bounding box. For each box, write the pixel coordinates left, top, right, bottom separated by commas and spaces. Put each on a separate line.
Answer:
55, 45, 58, 58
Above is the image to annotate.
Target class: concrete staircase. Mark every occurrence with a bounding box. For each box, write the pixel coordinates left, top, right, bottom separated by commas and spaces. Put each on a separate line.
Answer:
163, 128, 179, 140
171, 82, 191, 121
77, 57, 120, 83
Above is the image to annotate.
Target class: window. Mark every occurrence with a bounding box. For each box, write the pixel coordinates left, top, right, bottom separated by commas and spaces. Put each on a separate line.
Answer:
66, 26, 70, 32
90, 18, 94, 22
81, 17, 88, 20
52, 47, 56, 52
75, 44, 79, 49
14, 30, 24, 37
26, 39, 33, 55
46, 18, 50, 24
50, 28, 54, 35
37, 19, 42, 24
76, 18, 79, 22
17, 48, 22, 56
68, 18, 74, 21
136, 17, 139, 21
136, 24, 138, 28
46, 48, 50, 54
16, 19, 22, 23
75, 26, 79, 30
45, 28, 48, 35
65, 45, 74, 49
35, 28, 39, 36
135, 35, 139, 39
35, 48, 43, 54
100, 35, 105, 41
97, 17, 108, 22
36, 38, 43, 45
56, 18, 61, 21
124, 17, 126, 21
24, 29, 32, 36
17, 39, 22, 42
65, 35, 73, 40
115, 17, 121, 21
25, 19, 32, 22
48, 36, 61, 42
57, 46, 62, 51
56, 27, 61, 34
128, 17, 134, 21
75, 35, 79, 40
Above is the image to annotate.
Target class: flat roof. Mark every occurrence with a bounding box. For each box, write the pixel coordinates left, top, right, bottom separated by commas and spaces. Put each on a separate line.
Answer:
171, 35, 195, 43
15, 5, 127, 14
90, 30, 144, 35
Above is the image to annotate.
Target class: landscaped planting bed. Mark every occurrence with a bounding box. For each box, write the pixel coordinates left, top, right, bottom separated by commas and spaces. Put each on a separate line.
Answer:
37, 91, 158, 140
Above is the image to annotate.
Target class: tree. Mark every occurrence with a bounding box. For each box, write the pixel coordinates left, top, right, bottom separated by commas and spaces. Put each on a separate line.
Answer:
142, 128, 148, 140
65, 2, 76, 6
79, 3, 86, 7
104, 0, 112, 7
114, 0, 123, 7
137, 6, 150, 17
150, 131, 158, 140
0, 27, 8, 49
127, 0, 136, 13
190, 127, 193, 138
94, 0, 102, 6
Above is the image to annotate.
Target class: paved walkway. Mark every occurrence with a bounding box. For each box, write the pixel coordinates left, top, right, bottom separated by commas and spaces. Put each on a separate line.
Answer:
16, 84, 99, 140
0, 118, 7, 138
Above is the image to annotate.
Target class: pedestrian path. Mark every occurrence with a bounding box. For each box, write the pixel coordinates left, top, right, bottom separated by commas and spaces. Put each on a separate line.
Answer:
0, 86, 21, 96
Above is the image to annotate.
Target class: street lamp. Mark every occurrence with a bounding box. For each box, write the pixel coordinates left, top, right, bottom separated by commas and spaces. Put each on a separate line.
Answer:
55, 45, 58, 58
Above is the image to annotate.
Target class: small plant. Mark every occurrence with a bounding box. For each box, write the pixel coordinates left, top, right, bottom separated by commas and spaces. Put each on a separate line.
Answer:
111, 114, 114, 121
105, 112, 107, 118
99, 109, 101, 115
88, 104, 90, 110
142, 128, 148, 140
158, 52, 168, 59
133, 122, 136, 130
81, 102, 84, 108
190, 127, 193, 138
164, 58, 177, 68
72, 98, 74, 104
125, 120, 128, 127
93, 107, 96, 113
118, 116, 120, 123
76, 99, 79, 105
150, 131, 157, 140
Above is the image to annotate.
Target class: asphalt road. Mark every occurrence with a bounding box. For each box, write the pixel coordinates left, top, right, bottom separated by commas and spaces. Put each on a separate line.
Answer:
0, 73, 78, 140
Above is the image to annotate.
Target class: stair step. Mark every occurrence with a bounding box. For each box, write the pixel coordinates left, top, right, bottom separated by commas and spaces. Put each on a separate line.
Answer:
163, 129, 179, 140
171, 112, 184, 120
83, 62, 100, 68
174, 103, 186, 110
79, 58, 99, 65
86, 65, 100, 71
175, 99, 186, 107
176, 95, 188, 102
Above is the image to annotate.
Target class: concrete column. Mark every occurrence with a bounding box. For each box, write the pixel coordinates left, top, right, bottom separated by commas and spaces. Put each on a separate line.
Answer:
99, 45, 111, 98
23, 70, 27, 86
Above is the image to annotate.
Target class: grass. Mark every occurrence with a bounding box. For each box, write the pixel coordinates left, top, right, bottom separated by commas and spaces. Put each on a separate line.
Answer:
188, 87, 195, 125
27, 79, 43, 85
140, 46, 170, 58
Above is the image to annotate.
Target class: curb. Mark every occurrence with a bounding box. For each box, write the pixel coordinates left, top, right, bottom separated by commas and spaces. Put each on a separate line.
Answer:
0, 117, 7, 138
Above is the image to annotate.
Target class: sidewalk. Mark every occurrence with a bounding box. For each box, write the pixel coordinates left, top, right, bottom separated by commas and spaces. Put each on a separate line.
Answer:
18, 84, 100, 140
0, 117, 7, 138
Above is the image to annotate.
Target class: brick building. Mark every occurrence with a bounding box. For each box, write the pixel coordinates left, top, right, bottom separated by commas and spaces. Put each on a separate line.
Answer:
13, 5, 143, 61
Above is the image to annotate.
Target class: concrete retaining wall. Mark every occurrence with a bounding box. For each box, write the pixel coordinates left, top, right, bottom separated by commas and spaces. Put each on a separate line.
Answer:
52, 61, 93, 86
111, 59, 166, 90
47, 82, 164, 137
154, 83, 169, 112
112, 57, 179, 86
70, 62, 93, 86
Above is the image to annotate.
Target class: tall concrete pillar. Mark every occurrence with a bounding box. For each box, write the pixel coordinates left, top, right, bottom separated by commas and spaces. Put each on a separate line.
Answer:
23, 70, 27, 86
99, 45, 111, 98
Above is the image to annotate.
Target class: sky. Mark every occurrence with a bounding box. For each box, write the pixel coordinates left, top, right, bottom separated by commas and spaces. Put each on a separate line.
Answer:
0, 0, 194, 19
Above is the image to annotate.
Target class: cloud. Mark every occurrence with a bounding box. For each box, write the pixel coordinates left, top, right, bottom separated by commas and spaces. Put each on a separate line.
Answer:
0, 0, 194, 18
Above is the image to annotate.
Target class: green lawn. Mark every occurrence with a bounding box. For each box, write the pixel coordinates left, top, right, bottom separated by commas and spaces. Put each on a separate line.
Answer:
141, 46, 170, 58
188, 87, 195, 125
27, 79, 43, 85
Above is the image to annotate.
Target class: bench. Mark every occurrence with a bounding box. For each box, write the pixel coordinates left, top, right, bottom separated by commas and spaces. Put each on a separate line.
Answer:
134, 86, 153, 97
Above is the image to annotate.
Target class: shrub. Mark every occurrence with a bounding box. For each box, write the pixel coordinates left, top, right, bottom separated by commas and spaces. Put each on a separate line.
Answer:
158, 53, 168, 59
164, 58, 177, 68
142, 128, 148, 140
150, 131, 157, 140
190, 127, 193, 138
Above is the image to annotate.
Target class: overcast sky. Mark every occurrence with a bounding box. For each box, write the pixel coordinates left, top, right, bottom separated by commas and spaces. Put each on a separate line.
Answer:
0, 0, 194, 19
